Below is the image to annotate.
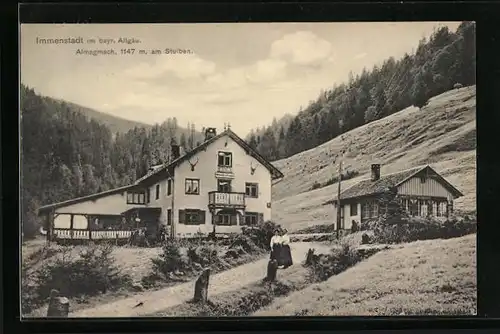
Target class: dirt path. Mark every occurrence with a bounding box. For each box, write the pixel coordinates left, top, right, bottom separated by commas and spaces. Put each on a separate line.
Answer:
70, 242, 329, 317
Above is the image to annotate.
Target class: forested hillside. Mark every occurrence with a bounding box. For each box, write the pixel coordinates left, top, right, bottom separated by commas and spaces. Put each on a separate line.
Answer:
55, 100, 153, 135
246, 22, 475, 161
21, 86, 204, 237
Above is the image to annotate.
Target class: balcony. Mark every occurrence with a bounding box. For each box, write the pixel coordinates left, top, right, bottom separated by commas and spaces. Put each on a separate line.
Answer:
208, 191, 246, 209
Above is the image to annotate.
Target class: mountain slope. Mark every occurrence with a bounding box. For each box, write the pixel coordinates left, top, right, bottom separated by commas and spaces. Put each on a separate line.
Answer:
270, 86, 476, 232
255, 234, 476, 316
59, 100, 153, 134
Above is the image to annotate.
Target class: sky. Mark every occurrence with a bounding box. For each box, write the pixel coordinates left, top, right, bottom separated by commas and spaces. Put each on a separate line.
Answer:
21, 22, 461, 136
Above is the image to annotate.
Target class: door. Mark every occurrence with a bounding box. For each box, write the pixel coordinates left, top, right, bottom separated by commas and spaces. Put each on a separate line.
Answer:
218, 179, 232, 192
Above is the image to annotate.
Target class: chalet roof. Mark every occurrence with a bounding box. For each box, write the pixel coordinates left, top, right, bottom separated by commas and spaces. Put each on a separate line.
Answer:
336, 165, 463, 202
38, 129, 284, 216
135, 128, 284, 185
37, 184, 136, 214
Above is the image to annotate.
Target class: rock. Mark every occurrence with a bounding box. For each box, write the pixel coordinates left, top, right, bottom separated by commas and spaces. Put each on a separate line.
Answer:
131, 283, 144, 292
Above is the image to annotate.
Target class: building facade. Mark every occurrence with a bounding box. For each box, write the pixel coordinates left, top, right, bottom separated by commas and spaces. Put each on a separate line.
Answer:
38, 128, 284, 241
332, 164, 464, 229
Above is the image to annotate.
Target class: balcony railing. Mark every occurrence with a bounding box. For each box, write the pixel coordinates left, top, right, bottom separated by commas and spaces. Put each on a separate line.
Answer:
208, 191, 246, 208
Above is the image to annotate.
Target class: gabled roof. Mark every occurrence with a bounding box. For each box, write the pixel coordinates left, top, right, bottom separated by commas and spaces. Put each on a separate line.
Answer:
38, 129, 284, 215
135, 128, 284, 185
336, 165, 463, 202
38, 184, 136, 215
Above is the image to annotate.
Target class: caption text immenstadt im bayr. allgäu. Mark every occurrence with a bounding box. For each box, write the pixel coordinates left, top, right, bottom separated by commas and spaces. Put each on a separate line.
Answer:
35, 36, 194, 56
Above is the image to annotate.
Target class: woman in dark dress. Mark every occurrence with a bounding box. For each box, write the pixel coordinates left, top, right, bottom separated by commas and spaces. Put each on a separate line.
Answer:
280, 229, 293, 268
270, 228, 282, 263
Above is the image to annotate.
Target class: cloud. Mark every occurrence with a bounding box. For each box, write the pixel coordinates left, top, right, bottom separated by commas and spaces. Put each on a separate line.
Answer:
354, 52, 368, 59
270, 31, 335, 66
124, 54, 216, 81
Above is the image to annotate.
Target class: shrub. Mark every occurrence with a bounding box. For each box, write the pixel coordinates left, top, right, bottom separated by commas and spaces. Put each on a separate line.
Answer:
21, 243, 131, 315
306, 242, 361, 282
351, 221, 359, 233
152, 240, 190, 278
311, 181, 322, 190
369, 214, 477, 244
241, 220, 281, 251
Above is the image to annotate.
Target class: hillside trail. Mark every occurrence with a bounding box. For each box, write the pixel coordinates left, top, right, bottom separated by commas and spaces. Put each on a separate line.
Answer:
70, 241, 330, 317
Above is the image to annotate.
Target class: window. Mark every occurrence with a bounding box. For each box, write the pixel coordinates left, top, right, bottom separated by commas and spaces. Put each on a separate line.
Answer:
155, 184, 160, 200
361, 200, 378, 220
179, 209, 205, 225
243, 212, 261, 226
420, 176, 426, 183
218, 151, 232, 167
127, 191, 146, 204
167, 179, 172, 196
350, 203, 358, 216
185, 178, 200, 195
245, 183, 258, 198
409, 198, 418, 216
146, 189, 151, 203
214, 211, 237, 226
218, 179, 232, 193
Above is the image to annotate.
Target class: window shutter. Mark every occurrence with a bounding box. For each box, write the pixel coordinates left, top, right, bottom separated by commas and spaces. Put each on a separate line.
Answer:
258, 213, 264, 224
230, 213, 237, 226
179, 209, 185, 224
199, 210, 206, 224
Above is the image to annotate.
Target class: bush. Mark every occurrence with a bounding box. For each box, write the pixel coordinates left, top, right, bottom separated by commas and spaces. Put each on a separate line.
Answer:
306, 242, 361, 282
21, 243, 131, 315
368, 214, 477, 244
152, 240, 191, 278
241, 220, 281, 251
351, 221, 359, 233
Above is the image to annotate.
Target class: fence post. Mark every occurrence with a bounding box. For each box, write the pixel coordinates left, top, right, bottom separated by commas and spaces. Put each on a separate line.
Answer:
305, 248, 315, 266
265, 259, 278, 282
46, 289, 69, 317
193, 268, 210, 304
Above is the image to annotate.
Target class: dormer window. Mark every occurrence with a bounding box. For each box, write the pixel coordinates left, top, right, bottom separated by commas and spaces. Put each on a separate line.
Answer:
218, 151, 232, 167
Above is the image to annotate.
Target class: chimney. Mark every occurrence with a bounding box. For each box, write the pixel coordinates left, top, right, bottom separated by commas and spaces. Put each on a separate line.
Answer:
371, 164, 381, 181
171, 143, 180, 160
205, 127, 217, 141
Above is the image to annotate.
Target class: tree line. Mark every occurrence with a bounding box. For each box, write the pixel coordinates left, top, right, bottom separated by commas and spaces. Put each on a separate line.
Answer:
21, 85, 203, 238
246, 21, 476, 161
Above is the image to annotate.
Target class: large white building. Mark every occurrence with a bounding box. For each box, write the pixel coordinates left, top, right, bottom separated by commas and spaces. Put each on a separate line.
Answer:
38, 128, 284, 241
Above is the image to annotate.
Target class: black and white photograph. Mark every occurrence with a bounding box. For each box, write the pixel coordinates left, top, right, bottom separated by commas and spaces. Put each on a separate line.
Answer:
20, 21, 476, 318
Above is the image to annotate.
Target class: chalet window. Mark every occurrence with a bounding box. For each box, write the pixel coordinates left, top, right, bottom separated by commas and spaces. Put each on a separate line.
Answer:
218, 151, 232, 167
350, 203, 358, 216
409, 198, 418, 216
127, 191, 146, 204
155, 184, 160, 200
245, 183, 259, 198
361, 201, 378, 219
243, 212, 261, 226
167, 179, 172, 196
420, 176, 426, 183
179, 209, 205, 225
218, 179, 232, 193
215, 211, 237, 226
419, 200, 428, 217
185, 178, 200, 195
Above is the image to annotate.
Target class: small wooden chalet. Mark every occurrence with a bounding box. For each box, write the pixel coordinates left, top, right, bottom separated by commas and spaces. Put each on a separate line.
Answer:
333, 164, 464, 229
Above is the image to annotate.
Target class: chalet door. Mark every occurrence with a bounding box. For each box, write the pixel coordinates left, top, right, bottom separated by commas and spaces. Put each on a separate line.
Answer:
218, 179, 232, 193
